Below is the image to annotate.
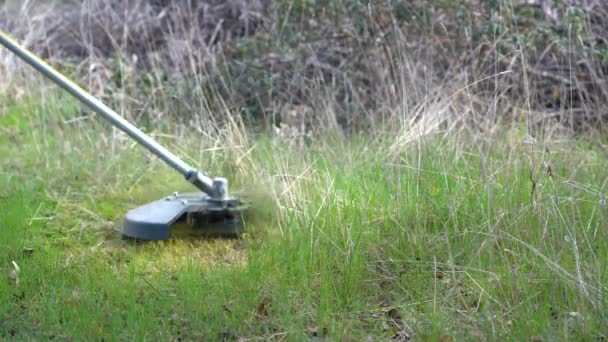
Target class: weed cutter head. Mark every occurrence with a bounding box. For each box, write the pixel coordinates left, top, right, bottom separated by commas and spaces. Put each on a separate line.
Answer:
122, 192, 247, 240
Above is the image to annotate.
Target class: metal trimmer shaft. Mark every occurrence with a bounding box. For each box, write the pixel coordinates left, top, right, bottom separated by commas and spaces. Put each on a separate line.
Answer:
0, 30, 226, 199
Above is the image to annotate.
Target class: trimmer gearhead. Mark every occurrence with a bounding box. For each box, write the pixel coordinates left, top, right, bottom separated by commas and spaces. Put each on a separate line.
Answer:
123, 192, 247, 240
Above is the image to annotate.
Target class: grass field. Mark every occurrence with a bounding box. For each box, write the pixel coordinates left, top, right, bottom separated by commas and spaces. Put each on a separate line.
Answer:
1, 92, 608, 340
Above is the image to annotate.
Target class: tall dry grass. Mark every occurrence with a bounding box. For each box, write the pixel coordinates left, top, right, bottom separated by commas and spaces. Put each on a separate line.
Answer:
1, 0, 607, 147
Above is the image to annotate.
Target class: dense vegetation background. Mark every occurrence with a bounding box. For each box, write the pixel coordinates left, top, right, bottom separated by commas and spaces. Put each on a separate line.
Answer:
2, 0, 607, 136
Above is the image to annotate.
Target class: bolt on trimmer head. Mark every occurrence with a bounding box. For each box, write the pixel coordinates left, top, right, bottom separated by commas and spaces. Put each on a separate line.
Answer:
1, 30, 247, 240
122, 180, 247, 240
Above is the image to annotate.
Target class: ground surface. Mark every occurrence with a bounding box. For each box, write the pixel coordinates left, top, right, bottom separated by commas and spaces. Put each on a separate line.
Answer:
1, 93, 608, 340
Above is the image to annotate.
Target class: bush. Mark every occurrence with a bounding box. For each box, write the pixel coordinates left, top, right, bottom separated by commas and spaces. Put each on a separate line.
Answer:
1, 0, 607, 132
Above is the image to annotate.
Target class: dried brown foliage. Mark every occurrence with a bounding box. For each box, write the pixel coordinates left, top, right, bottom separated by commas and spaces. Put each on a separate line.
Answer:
1, 0, 607, 133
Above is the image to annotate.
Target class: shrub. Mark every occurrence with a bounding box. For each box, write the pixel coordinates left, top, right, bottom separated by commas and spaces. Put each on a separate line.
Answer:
1, 0, 607, 132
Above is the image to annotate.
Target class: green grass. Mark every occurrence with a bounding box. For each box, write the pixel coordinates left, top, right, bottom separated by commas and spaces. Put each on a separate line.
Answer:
1, 94, 608, 340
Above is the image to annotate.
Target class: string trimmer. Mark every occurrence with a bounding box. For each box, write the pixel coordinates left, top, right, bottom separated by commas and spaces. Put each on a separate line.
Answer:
0, 30, 246, 240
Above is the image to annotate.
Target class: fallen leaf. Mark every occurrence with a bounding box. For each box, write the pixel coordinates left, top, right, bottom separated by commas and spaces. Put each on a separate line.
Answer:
8, 261, 20, 284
